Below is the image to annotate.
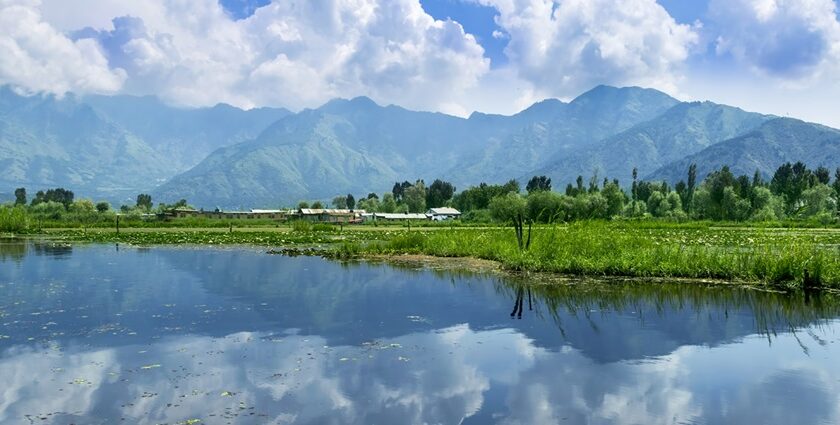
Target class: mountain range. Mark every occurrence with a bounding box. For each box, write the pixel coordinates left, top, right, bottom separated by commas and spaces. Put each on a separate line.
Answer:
0, 87, 288, 204
1, 85, 838, 208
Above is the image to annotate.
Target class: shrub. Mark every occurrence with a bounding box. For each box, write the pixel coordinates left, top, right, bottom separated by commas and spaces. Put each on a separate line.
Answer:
0, 205, 29, 233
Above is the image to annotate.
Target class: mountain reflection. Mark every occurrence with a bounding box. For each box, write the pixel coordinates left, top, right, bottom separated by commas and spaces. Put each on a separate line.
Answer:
1, 243, 839, 424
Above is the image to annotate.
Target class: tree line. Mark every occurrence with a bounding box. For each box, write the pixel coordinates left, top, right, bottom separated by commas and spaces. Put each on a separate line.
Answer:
483, 162, 840, 224
0, 188, 193, 232
298, 179, 457, 213
331, 163, 840, 224
3, 162, 839, 232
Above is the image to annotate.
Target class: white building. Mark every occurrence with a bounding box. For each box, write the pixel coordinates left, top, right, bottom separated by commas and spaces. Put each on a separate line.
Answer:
426, 207, 461, 221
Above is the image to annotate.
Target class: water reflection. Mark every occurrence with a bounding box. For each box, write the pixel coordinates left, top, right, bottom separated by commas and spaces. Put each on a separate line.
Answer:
1, 243, 839, 424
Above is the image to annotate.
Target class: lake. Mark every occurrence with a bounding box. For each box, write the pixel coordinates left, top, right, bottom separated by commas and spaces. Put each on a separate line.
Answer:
2, 240, 840, 424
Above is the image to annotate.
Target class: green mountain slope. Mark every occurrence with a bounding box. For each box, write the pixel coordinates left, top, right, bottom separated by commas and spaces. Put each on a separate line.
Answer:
5, 84, 837, 208
535, 102, 771, 186
454, 86, 680, 184
648, 118, 840, 183
0, 89, 173, 200
0, 88, 288, 203
83, 94, 289, 170
156, 87, 681, 207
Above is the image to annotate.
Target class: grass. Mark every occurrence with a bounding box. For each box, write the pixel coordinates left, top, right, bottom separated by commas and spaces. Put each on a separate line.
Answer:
42, 221, 840, 289
353, 222, 840, 289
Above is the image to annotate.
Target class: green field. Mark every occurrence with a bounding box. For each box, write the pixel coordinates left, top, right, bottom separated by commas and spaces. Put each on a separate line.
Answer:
37, 221, 840, 290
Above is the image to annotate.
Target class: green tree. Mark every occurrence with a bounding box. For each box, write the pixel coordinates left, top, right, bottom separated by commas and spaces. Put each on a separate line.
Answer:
95, 202, 111, 213
332, 196, 347, 209
526, 176, 551, 194
815, 166, 831, 185
357, 197, 380, 212
403, 180, 427, 213
70, 200, 98, 230
311, 201, 324, 209
771, 162, 812, 214
801, 184, 836, 217
489, 192, 531, 250
575, 175, 585, 194
380, 193, 397, 213
392, 181, 412, 202
751, 195, 780, 221
298, 201, 310, 209
32, 188, 74, 208
136, 193, 153, 211
721, 187, 751, 221
14, 188, 26, 206
0, 205, 28, 233
526, 190, 564, 223
426, 179, 456, 208
749, 187, 783, 221
833, 168, 840, 199
647, 191, 665, 216
631, 167, 639, 202
687, 163, 697, 210
453, 180, 519, 212
30, 201, 65, 221
602, 182, 626, 217
346, 194, 356, 210
752, 169, 765, 188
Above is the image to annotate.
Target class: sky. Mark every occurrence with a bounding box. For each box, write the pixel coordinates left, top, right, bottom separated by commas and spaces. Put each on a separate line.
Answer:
1, 0, 840, 127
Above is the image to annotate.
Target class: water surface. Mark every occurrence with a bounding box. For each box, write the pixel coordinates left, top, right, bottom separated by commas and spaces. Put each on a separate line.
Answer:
1, 240, 840, 424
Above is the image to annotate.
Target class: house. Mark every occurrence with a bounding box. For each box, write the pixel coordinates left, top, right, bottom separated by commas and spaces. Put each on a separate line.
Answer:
427, 207, 461, 221
363, 212, 430, 222
170, 207, 201, 219
296, 209, 366, 223
167, 208, 292, 221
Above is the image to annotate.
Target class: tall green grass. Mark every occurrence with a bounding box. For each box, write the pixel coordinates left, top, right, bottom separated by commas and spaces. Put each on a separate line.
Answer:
358, 222, 840, 288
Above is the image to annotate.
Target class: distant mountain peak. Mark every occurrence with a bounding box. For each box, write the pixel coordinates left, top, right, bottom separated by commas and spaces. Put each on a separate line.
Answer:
319, 96, 380, 112
572, 85, 676, 105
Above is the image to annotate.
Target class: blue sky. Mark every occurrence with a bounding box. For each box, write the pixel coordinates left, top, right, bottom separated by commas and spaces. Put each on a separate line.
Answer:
4, 0, 840, 127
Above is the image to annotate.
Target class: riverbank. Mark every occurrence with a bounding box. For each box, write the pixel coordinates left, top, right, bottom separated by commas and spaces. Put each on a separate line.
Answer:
35, 222, 840, 289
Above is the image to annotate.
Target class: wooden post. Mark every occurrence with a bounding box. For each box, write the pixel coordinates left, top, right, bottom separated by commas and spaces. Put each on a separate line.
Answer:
116, 215, 120, 234
229, 223, 233, 233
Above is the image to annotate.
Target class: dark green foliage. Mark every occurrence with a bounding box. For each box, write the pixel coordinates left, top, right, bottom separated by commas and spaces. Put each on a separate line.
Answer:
815, 166, 831, 185
392, 181, 412, 203
32, 188, 74, 208
453, 180, 519, 212
0, 205, 28, 232
426, 179, 456, 208
14, 187, 26, 206
95, 202, 111, 213
526, 176, 551, 194
136, 193, 153, 210
346, 194, 356, 210
752, 169, 764, 187
772, 162, 814, 214
332, 196, 347, 209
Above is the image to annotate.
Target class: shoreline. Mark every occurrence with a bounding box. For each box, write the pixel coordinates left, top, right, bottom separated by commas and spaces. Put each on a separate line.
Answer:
12, 223, 840, 290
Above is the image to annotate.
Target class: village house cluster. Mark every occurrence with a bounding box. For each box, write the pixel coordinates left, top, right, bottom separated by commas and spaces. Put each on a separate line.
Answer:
167, 207, 461, 223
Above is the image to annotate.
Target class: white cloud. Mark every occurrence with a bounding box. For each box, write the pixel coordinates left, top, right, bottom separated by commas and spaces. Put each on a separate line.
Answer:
25, 0, 491, 114
7, 0, 702, 116
472, 0, 699, 99
0, 0, 125, 95
709, 0, 840, 81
